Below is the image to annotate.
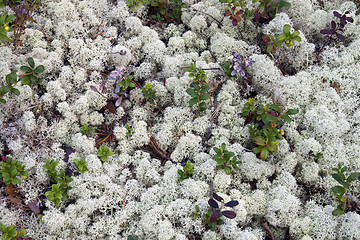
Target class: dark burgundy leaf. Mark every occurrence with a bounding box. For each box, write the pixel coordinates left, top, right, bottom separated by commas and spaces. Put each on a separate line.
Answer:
222, 210, 236, 219
254, 9, 259, 19
320, 29, 335, 35
346, 17, 353, 23
210, 210, 220, 222
340, 18, 346, 28
232, 19, 238, 26
238, 9, 244, 14
213, 192, 223, 202
224, 200, 239, 207
260, 13, 269, 19
336, 33, 345, 41
208, 199, 219, 208
331, 21, 336, 29
345, 11, 350, 14
333, 11, 341, 18
90, 85, 99, 93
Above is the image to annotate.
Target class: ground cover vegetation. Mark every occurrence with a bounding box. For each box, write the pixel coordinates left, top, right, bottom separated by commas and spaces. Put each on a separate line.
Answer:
0, 0, 360, 239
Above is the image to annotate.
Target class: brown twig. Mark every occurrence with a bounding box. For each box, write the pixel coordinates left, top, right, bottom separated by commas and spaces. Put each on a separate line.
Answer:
171, 129, 179, 143
91, 19, 104, 40
261, 222, 275, 240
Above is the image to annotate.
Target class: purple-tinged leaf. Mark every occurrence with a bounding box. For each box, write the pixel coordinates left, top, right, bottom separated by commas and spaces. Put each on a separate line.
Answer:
90, 85, 99, 93
115, 97, 122, 107
254, 9, 259, 20
232, 19, 238, 26
222, 210, 236, 219
210, 210, 220, 222
333, 11, 341, 18
224, 200, 239, 207
99, 82, 106, 93
320, 29, 335, 35
345, 11, 350, 15
346, 17, 353, 23
260, 13, 269, 19
340, 18, 346, 28
112, 93, 119, 98
213, 192, 223, 202
331, 21, 336, 29
208, 199, 219, 208
336, 33, 345, 41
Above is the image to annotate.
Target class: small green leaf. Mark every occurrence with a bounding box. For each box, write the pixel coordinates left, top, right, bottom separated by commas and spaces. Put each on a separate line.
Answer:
199, 93, 211, 100
27, 57, 35, 68
0, 33, 9, 42
332, 207, 343, 216
20, 76, 31, 85
20, 66, 33, 73
260, 148, 268, 160
19, 228, 26, 237
283, 24, 291, 35
286, 109, 299, 115
225, 166, 231, 175
189, 97, 198, 107
3, 85, 11, 93
11, 88, 20, 95
332, 186, 345, 196
254, 136, 265, 146
347, 172, 360, 182
8, 227, 17, 237
281, 114, 291, 123
5, 71, 17, 85
34, 65, 45, 74
186, 88, 198, 98
332, 173, 344, 184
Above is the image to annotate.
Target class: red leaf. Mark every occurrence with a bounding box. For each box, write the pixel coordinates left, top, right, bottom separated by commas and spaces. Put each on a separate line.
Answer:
232, 19, 238, 26
210, 210, 220, 222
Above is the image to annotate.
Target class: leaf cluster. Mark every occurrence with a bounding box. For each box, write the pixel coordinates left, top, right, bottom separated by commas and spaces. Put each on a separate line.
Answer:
74, 158, 88, 174
141, 82, 156, 105
0, 156, 28, 186
318, 11, 353, 54
184, 62, 207, 87
242, 98, 298, 160
212, 143, 241, 175
97, 145, 114, 162
0, 222, 26, 240
0, 72, 19, 104
177, 160, 195, 182
262, 24, 301, 53
191, 192, 238, 231
186, 83, 211, 117
0, 11, 15, 44
125, 123, 133, 136
80, 124, 95, 136
43, 158, 73, 207
252, 0, 290, 25
19, 57, 45, 87
331, 163, 360, 216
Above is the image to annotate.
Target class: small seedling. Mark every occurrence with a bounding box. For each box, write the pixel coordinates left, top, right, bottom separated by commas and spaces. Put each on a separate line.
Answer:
45, 183, 62, 207
55, 169, 73, 199
125, 123, 133, 136
43, 158, 59, 180
74, 158, 88, 174
97, 145, 114, 162
141, 82, 156, 105
80, 124, 95, 136
331, 164, 360, 216
262, 24, 301, 54
212, 143, 241, 175
0, 11, 15, 44
184, 62, 207, 87
0, 156, 28, 186
178, 160, 195, 182
318, 11, 353, 54
0, 71, 20, 104
186, 83, 211, 117
19, 57, 45, 87
242, 98, 298, 160
0, 222, 26, 240
191, 192, 238, 231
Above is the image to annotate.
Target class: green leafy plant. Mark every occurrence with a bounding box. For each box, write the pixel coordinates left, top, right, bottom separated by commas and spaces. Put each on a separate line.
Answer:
127, 235, 139, 240
242, 98, 298, 160
0, 222, 26, 240
252, 0, 291, 25
43, 158, 59, 180
0, 156, 28, 186
0, 71, 19, 104
331, 164, 360, 216
0, 11, 15, 44
141, 82, 156, 105
97, 145, 114, 162
190, 192, 238, 231
80, 124, 95, 136
74, 158, 88, 174
186, 83, 211, 117
42, 158, 73, 207
45, 183, 62, 207
178, 160, 195, 182
262, 24, 301, 53
125, 123, 133, 136
185, 62, 207, 87
212, 143, 241, 175
18, 57, 45, 87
